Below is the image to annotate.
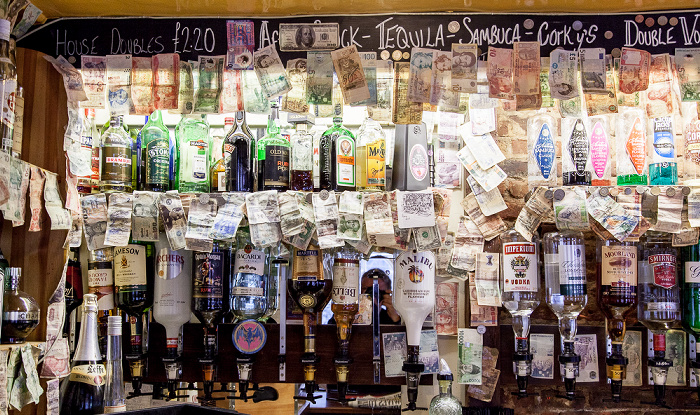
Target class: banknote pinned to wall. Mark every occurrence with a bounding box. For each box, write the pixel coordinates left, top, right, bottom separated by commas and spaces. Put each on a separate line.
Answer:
81, 55, 107, 108
194, 55, 224, 113
241, 68, 270, 114
675, 48, 700, 101
282, 58, 309, 114
254, 45, 291, 100
152, 53, 180, 110
407, 48, 435, 104
174, 61, 194, 114
530, 333, 554, 379
513, 41, 540, 96
367, 59, 393, 122
451, 43, 478, 93
279, 23, 339, 51
584, 56, 618, 116
619, 47, 651, 94
458, 328, 483, 385
435, 281, 459, 335
355, 52, 378, 107
44, 55, 87, 103
553, 187, 589, 231
430, 50, 452, 107
306, 51, 334, 105
487, 47, 513, 100
392, 61, 423, 125
130, 56, 155, 115
226, 20, 254, 70
579, 48, 607, 94
621, 330, 643, 387
331, 45, 370, 105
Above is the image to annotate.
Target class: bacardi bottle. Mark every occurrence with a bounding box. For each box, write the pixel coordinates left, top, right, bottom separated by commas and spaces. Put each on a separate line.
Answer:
224, 111, 255, 192
140, 109, 171, 192
648, 117, 677, 185
543, 231, 588, 399
588, 116, 612, 186
561, 118, 591, 186
175, 114, 211, 193
319, 113, 356, 192
616, 108, 648, 185
527, 113, 557, 188
681, 242, 700, 401
231, 227, 269, 321
100, 115, 133, 193
289, 116, 314, 191
257, 104, 290, 191
355, 115, 386, 191
501, 229, 541, 397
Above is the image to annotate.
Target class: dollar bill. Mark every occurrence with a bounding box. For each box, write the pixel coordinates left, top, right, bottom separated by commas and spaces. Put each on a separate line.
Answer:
466, 175, 506, 217
487, 47, 513, 99
458, 328, 483, 384
104, 192, 133, 247
131, 191, 159, 242
579, 48, 607, 94
587, 192, 639, 241
332, 45, 370, 105
226, 20, 254, 70
46, 378, 59, 415
531, 333, 555, 379
174, 61, 194, 114
475, 252, 501, 307
81, 55, 107, 108
392, 62, 423, 124
194, 56, 224, 113
153, 53, 180, 110
654, 187, 683, 233
80, 193, 107, 250
254, 45, 291, 100
282, 59, 309, 114
451, 43, 478, 93
666, 329, 687, 386
130, 56, 154, 115
306, 52, 334, 105
621, 330, 643, 386
553, 187, 589, 231
412, 225, 442, 250
159, 192, 187, 250
435, 281, 459, 335
456, 146, 506, 192
44, 172, 72, 231
363, 192, 394, 247
312, 191, 344, 249
250, 222, 282, 248
279, 23, 339, 51
406, 48, 434, 103
675, 48, 700, 101
185, 194, 219, 252
44, 55, 87, 102
279, 191, 305, 237
461, 194, 506, 241
245, 190, 281, 224
619, 47, 651, 94
468, 273, 498, 327
27, 167, 44, 232
513, 41, 540, 95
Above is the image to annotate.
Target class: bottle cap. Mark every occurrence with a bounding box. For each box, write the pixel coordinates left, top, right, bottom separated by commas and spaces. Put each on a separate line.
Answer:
437, 358, 453, 381
82, 293, 98, 311
107, 315, 122, 335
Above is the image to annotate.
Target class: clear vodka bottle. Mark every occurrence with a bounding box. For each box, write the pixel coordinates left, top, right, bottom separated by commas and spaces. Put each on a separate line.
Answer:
231, 227, 269, 321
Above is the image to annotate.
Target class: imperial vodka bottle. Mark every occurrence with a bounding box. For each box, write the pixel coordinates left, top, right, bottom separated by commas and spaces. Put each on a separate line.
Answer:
501, 229, 541, 397
587, 116, 611, 186
543, 231, 588, 399
648, 117, 677, 185
527, 113, 557, 188
355, 115, 386, 191
561, 118, 591, 186
231, 227, 269, 321
616, 108, 648, 185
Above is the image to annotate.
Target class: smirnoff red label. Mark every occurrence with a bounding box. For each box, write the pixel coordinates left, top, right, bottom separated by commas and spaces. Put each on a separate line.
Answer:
503, 242, 538, 292
649, 254, 677, 289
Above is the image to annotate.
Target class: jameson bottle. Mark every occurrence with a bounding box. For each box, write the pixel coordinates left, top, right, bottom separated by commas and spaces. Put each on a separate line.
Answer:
527, 113, 557, 189
355, 115, 386, 191
319, 112, 356, 191
88, 248, 116, 360
588, 116, 612, 186
561, 118, 591, 186
140, 109, 171, 192
231, 228, 269, 321
100, 115, 133, 193
616, 108, 647, 185
257, 105, 290, 191
175, 114, 211, 193
59, 294, 105, 414
648, 117, 677, 185
682, 242, 700, 394
289, 116, 314, 191
224, 111, 255, 192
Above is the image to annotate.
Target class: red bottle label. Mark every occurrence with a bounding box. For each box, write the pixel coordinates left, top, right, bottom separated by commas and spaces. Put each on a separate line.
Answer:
649, 254, 677, 289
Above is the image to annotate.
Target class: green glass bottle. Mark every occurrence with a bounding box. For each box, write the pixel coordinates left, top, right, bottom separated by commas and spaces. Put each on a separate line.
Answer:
256, 104, 290, 191
319, 111, 356, 192
175, 114, 211, 193
682, 243, 700, 344
140, 110, 171, 192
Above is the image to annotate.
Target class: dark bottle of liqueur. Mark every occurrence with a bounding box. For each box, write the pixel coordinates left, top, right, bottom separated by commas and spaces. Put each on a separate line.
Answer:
682, 242, 700, 394
225, 111, 255, 192
2, 268, 40, 344
319, 114, 356, 192
257, 104, 290, 191
59, 294, 105, 415
64, 247, 84, 340
192, 241, 231, 353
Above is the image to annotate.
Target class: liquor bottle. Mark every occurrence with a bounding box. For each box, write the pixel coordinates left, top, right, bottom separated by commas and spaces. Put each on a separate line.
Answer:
1, 267, 40, 344
597, 237, 638, 402
210, 117, 231, 192
192, 241, 231, 349
588, 116, 612, 186
289, 115, 314, 191
501, 229, 541, 397
257, 104, 290, 191
683, 118, 700, 185
263, 241, 287, 322
100, 115, 133, 193
0, 19, 16, 155
648, 117, 677, 185
87, 110, 101, 192
231, 227, 269, 321
561, 118, 591, 186
428, 359, 462, 415
394, 250, 436, 411
527, 113, 557, 188
140, 109, 171, 192
224, 111, 255, 192
313, 128, 321, 191
65, 248, 84, 343
175, 114, 211, 193
103, 316, 126, 413
543, 231, 588, 399
355, 114, 386, 191
319, 113, 356, 191
288, 242, 333, 401
88, 247, 116, 360
78, 109, 96, 194
616, 108, 648, 185
331, 244, 361, 400
11, 85, 22, 158
59, 294, 105, 414
392, 123, 429, 191
681, 242, 700, 399
638, 231, 681, 406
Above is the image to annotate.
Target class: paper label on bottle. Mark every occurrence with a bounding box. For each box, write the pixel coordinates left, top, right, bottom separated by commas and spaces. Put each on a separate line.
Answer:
332, 260, 360, 304
192, 154, 207, 179
652, 117, 675, 163
685, 261, 700, 283
193, 251, 224, 298
567, 119, 589, 175
601, 245, 638, 288
264, 145, 290, 187
101, 146, 132, 184
217, 172, 226, 191
589, 121, 609, 179
366, 140, 386, 186
558, 244, 587, 296
625, 117, 646, 175
234, 246, 265, 276
395, 251, 436, 304
146, 138, 170, 186
104, 405, 127, 413
685, 121, 700, 164
293, 249, 321, 280
231, 286, 265, 296
113, 245, 147, 287
336, 135, 355, 186
534, 123, 555, 179
502, 242, 538, 292
68, 364, 106, 387
409, 143, 428, 181
2, 311, 40, 321
647, 301, 678, 311
156, 248, 185, 280
1, 79, 16, 131
649, 254, 677, 289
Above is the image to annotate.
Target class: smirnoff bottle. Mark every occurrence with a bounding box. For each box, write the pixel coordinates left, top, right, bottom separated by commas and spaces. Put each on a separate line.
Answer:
175, 114, 211, 193
681, 242, 700, 400
289, 115, 314, 191
543, 231, 588, 399
638, 231, 681, 406
597, 237, 638, 402
501, 229, 541, 397
588, 116, 612, 186
355, 115, 386, 191
100, 116, 133, 193
561, 118, 591, 186
616, 108, 647, 185
393, 250, 436, 411
224, 112, 255, 192
683, 118, 700, 185
527, 113, 557, 188
648, 117, 677, 185
140, 109, 171, 192
319, 112, 356, 192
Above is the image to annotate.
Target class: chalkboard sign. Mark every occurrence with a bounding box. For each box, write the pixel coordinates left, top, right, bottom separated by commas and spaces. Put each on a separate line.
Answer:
16, 12, 700, 63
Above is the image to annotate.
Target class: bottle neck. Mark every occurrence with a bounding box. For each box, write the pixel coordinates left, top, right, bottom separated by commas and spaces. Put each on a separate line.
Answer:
267, 111, 280, 135
333, 117, 343, 127
438, 379, 453, 395
73, 307, 103, 362
107, 331, 122, 361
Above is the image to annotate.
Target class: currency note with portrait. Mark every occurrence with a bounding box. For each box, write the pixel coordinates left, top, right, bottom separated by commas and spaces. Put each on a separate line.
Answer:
194, 56, 224, 113
487, 47, 513, 99
174, 61, 194, 114
81, 55, 106, 108
461, 193, 507, 241
675, 48, 700, 101
254, 45, 291, 100
27, 167, 45, 232
153, 53, 180, 110
282, 58, 309, 114
621, 330, 643, 386
451, 43, 478, 93
579, 48, 607, 94
530, 333, 554, 379
513, 41, 540, 95
226, 20, 254, 70
159, 192, 187, 250
241, 69, 270, 114
104, 192, 133, 247
570, 334, 599, 382
435, 281, 459, 335
131, 191, 159, 241
619, 47, 651, 94
392, 62, 423, 124
130, 56, 154, 115
43, 172, 72, 231
665, 329, 687, 386
306, 52, 334, 105
407, 48, 434, 103
332, 45, 370, 105
587, 192, 639, 242
45, 55, 87, 103
363, 192, 394, 247
553, 187, 589, 231
475, 252, 501, 307
279, 191, 305, 237
458, 328, 483, 384
468, 273, 497, 326
185, 195, 219, 252
279, 23, 339, 51
81, 193, 108, 251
